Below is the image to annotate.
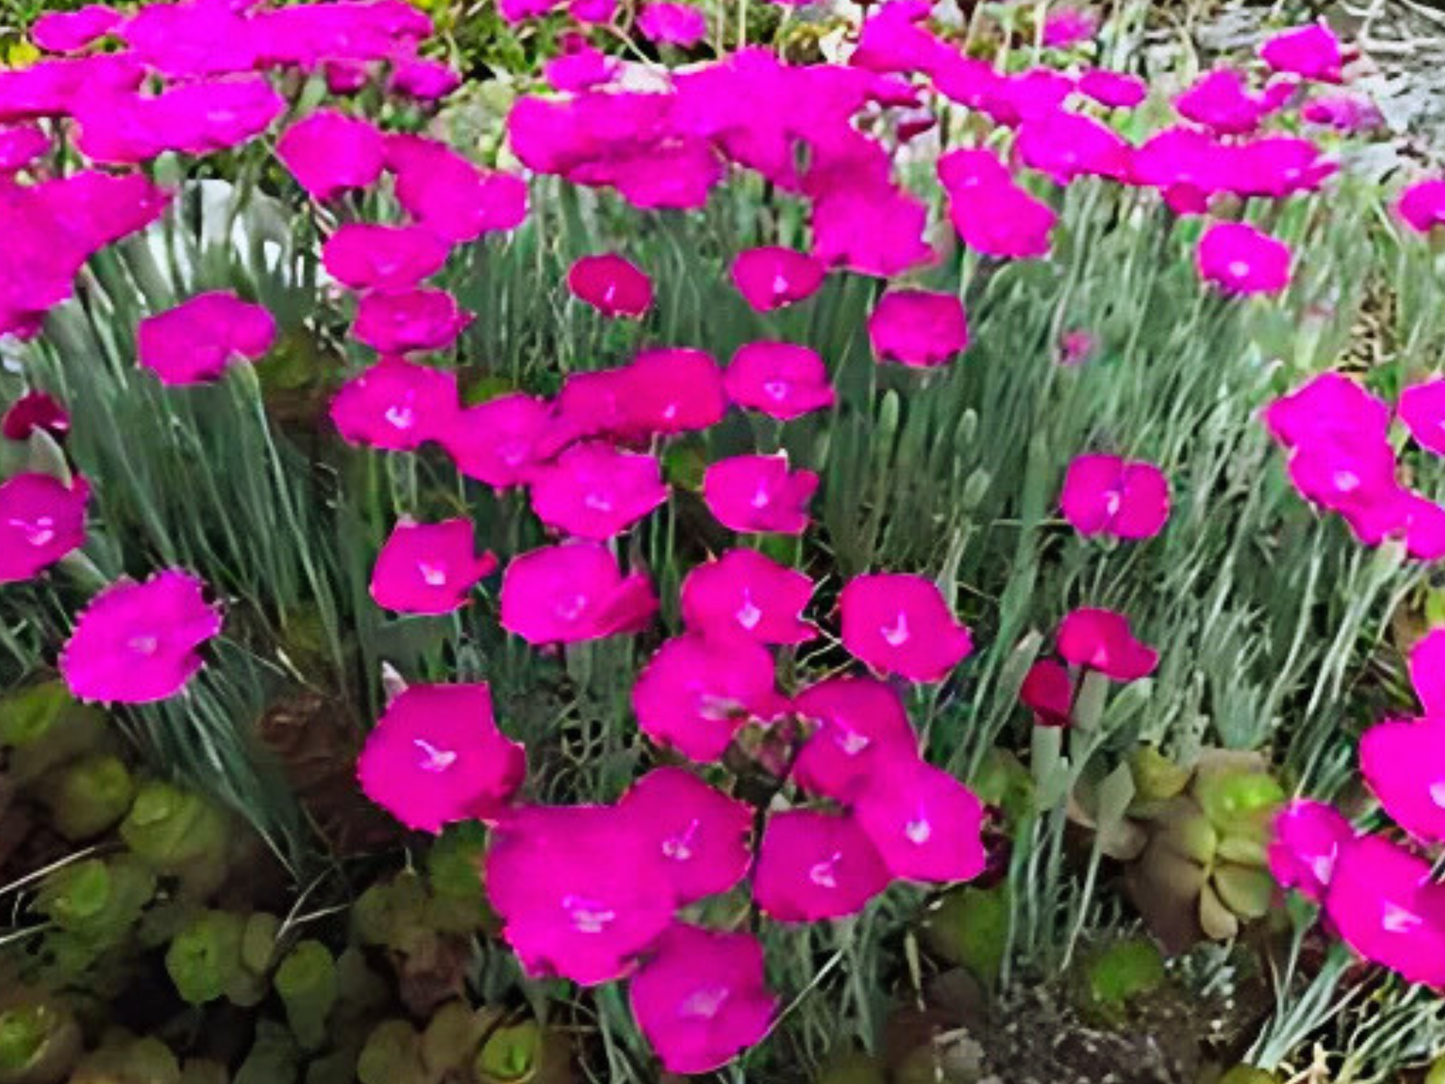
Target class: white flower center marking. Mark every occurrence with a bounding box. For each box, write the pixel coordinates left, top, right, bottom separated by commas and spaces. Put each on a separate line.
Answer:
555, 594, 589, 622
127, 635, 158, 656
1228, 259, 1251, 279
835, 728, 870, 756
762, 379, 790, 402
384, 405, 415, 430
749, 485, 772, 509
1333, 470, 1360, 493
905, 817, 933, 845
9, 515, 54, 547
881, 612, 910, 647
1309, 853, 1336, 886
771, 273, 790, 297
1430, 780, 1445, 809
562, 894, 616, 934
809, 851, 842, 889
418, 562, 448, 588
414, 738, 457, 773
1382, 902, 1422, 935
661, 818, 700, 862
736, 592, 762, 630
1103, 490, 1122, 517
679, 986, 731, 1020
583, 491, 614, 513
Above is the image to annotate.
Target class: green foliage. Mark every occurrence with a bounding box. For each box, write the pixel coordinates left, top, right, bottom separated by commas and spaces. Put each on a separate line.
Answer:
165, 911, 245, 1006
273, 941, 338, 1052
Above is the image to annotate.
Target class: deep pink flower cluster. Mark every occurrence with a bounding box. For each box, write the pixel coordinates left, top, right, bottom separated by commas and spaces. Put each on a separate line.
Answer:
1020, 607, 1159, 726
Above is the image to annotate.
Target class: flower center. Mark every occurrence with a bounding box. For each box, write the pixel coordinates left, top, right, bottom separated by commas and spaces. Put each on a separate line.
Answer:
661, 818, 700, 862
1227, 259, 1251, 279
1333, 470, 1360, 493
834, 727, 870, 756
384, 404, 415, 430
762, 379, 791, 402
905, 816, 933, 845
555, 594, 590, 622
1103, 490, 1122, 517
1382, 902, 1422, 935
679, 986, 732, 1020
414, 738, 457, 773
128, 634, 159, 656
1309, 853, 1336, 886
417, 561, 448, 588
881, 612, 910, 647
749, 485, 772, 510
1430, 780, 1445, 809
9, 515, 55, 547
561, 894, 616, 934
583, 491, 614, 513
736, 593, 762, 630
771, 273, 790, 297
809, 851, 843, 890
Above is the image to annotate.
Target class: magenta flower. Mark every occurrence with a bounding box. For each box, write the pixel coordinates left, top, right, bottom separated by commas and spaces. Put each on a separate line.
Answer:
1227, 135, 1336, 200
330, 356, 460, 451
1056, 608, 1157, 682
1268, 799, 1354, 904
0, 473, 88, 582
1411, 629, 1445, 716
1020, 659, 1073, 727
357, 682, 525, 833
0, 123, 48, 172
60, 569, 221, 704
1078, 69, 1147, 109
1325, 835, 1445, 988
1284, 428, 1397, 523
352, 288, 473, 354
753, 810, 891, 921
1017, 110, 1132, 184
322, 224, 451, 291
839, 573, 973, 683
324, 60, 370, 95
486, 804, 676, 986
1175, 69, 1269, 135
567, 254, 653, 318
1398, 378, 1445, 457
853, 752, 986, 883
632, 633, 779, 762
620, 768, 753, 903
730, 246, 826, 312
1263, 373, 1389, 449
276, 109, 386, 201
500, 541, 656, 644
939, 151, 1057, 259
1197, 222, 1291, 296
528, 441, 668, 540
612, 348, 729, 437
570, 0, 617, 22
1397, 179, 1445, 234
73, 78, 287, 164
1060, 453, 1170, 540
680, 548, 817, 644
725, 342, 835, 421
2, 391, 69, 443
630, 925, 775, 1075
637, 2, 707, 46
31, 4, 121, 52
1302, 93, 1381, 133
390, 57, 461, 101
440, 393, 551, 490
809, 179, 934, 278
136, 292, 276, 386
792, 676, 917, 800
386, 133, 528, 242
867, 289, 968, 368
703, 455, 817, 535
546, 39, 619, 91
370, 518, 497, 615
1260, 22, 1342, 83
1041, 6, 1099, 48
1360, 717, 1445, 843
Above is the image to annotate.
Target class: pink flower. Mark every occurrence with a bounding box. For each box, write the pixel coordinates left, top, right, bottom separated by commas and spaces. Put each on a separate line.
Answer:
1360, 717, 1445, 843
1227, 135, 1336, 199
0, 473, 88, 582
620, 768, 753, 903
485, 804, 676, 986
529, 441, 668, 540
1302, 93, 1381, 133
1397, 179, 1445, 234
1268, 799, 1354, 904
1129, 125, 1229, 203
630, 925, 775, 1075
1020, 659, 1073, 726
1325, 834, 1445, 988
680, 548, 817, 644
370, 519, 497, 615
632, 633, 779, 762
792, 676, 917, 800
31, 4, 121, 52
1041, 7, 1099, 48
546, 39, 618, 91
570, 0, 617, 22
276, 109, 386, 201
324, 60, 370, 95
1284, 428, 1396, 522
500, 541, 656, 644
1175, 69, 1269, 135
853, 752, 986, 883
136, 292, 276, 386
567, 254, 653, 318
1260, 22, 1342, 83
322, 224, 451, 291
1056, 608, 1158, 682
724, 343, 835, 421
386, 133, 528, 242
839, 573, 973, 683
1411, 629, 1445, 716
1263, 373, 1389, 449
867, 289, 968, 368
440, 393, 552, 490
1060, 453, 1170, 539
1058, 328, 1097, 367
939, 150, 1057, 259
1017, 110, 1132, 184
553, 350, 728, 443
637, 2, 707, 46
352, 288, 473, 354
1398, 378, 1445, 456
809, 179, 934, 278
60, 569, 221, 704
389, 57, 461, 101
730, 247, 826, 312
2, 391, 69, 443
330, 356, 460, 451
73, 78, 287, 164
753, 810, 891, 921
0, 124, 47, 172
1078, 69, 1147, 109
1197, 221, 1291, 295
703, 455, 817, 535
357, 682, 525, 833
499, 0, 563, 22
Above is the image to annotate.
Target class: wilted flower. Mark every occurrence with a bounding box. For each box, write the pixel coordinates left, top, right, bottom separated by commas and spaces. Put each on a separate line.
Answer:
753, 809, 891, 921
1411, 628, 1445, 716
620, 768, 753, 903
1079, 69, 1147, 109
632, 632, 780, 761
1056, 608, 1158, 682
0, 473, 88, 582
703, 454, 818, 535
1360, 717, 1445, 843
725, 342, 834, 421
790, 677, 914, 800
1260, 22, 1342, 83
1020, 659, 1073, 726
330, 356, 460, 451
1325, 834, 1445, 988
1041, 6, 1098, 48
136, 292, 276, 386
2, 391, 69, 442
1016, 110, 1132, 184
485, 804, 676, 986
276, 109, 386, 201
1397, 179, 1445, 234
567, 253, 653, 318
730, 246, 826, 311
839, 573, 973, 683
439, 392, 551, 490
357, 682, 525, 833
1268, 798, 1354, 903
1175, 69, 1270, 135
528, 441, 668, 540
637, 2, 707, 46
1058, 328, 1097, 367
31, 4, 121, 52
369, 518, 497, 614
1060, 453, 1170, 540
630, 925, 776, 1074
386, 133, 528, 242
500, 541, 656, 644
853, 752, 986, 883
1398, 378, 1445, 456
60, 569, 221, 704
1197, 221, 1291, 295
680, 548, 817, 644
352, 288, 473, 354
867, 289, 968, 367
1301, 93, 1381, 133
321, 224, 452, 291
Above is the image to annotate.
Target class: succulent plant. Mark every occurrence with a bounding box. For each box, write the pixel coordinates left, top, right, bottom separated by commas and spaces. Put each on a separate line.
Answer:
1073, 937, 1167, 1025
0, 682, 110, 786
34, 858, 155, 951
41, 755, 136, 841
920, 883, 1010, 988
0, 1000, 82, 1084
165, 911, 245, 1006
274, 940, 338, 1052
119, 782, 231, 898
